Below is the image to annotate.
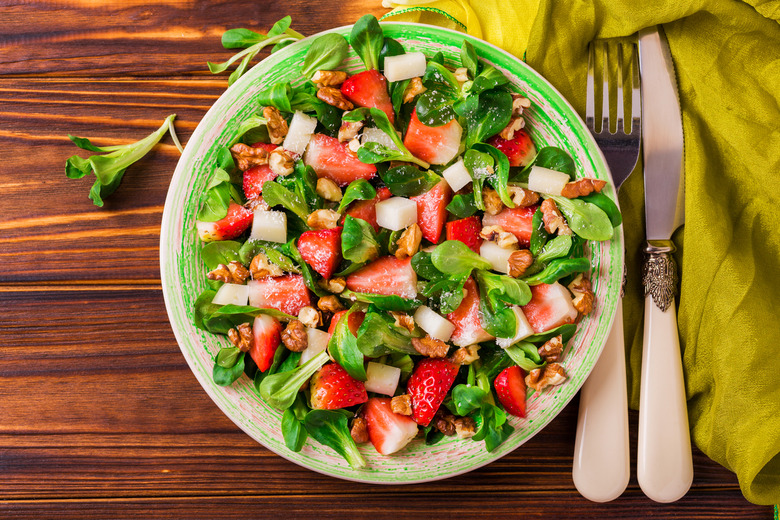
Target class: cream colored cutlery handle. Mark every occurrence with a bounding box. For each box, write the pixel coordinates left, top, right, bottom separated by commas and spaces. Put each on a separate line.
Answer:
573, 300, 630, 502
637, 297, 693, 502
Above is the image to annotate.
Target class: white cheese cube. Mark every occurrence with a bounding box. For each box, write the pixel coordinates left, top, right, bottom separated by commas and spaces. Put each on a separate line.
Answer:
250, 210, 287, 243
442, 157, 472, 192
299, 327, 330, 365
383, 52, 427, 82
527, 165, 571, 196
375, 197, 417, 231
283, 111, 318, 155
496, 306, 535, 348
413, 305, 456, 342
365, 362, 402, 396
480, 241, 513, 274
361, 126, 399, 151
211, 283, 250, 306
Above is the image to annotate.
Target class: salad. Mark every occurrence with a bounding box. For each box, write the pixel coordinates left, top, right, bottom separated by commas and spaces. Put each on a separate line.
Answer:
192, 15, 620, 469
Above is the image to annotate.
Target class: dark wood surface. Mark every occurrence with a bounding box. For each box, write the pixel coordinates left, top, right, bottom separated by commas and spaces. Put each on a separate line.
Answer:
0, 1, 771, 518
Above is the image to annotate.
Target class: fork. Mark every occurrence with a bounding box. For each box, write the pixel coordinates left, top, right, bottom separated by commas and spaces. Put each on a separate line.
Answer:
572, 40, 641, 503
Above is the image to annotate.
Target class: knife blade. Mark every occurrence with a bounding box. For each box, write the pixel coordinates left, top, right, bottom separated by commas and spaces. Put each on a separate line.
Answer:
637, 26, 693, 503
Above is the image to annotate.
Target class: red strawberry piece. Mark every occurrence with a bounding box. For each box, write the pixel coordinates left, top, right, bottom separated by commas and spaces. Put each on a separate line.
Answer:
342, 186, 392, 232
363, 397, 419, 455
446, 277, 495, 347
494, 366, 527, 417
297, 226, 343, 279
251, 142, 279, 152
249, 314, 283, 372
243, 165, 278, 199
445, 216, 483, 253
303, 133, 377, 186
247, 274, 312, 316
345, 256, 418, 299
410, 179, 451, 243
406, 358, 459, 426
482, 205, 537, 247
310, 362, 369, 410
520, 282, 578, 333
327, 309, 365, 337
196, 201, 253, 242
487, 129, 537, 167
403, 108, 463, 165
340, 69, 395, 124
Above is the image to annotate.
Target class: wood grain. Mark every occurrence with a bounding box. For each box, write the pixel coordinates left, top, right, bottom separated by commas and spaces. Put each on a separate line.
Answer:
0, 0, 772, 517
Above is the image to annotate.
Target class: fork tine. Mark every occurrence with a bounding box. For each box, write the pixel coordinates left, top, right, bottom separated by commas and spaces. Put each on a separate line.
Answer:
586, 42, 596, 131
630, 44, 642, 135
616, 44, 625, 135
600, 43, 610, 135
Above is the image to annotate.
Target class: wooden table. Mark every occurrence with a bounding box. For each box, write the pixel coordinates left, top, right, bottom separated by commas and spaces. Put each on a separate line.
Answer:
0, 1, 772, 518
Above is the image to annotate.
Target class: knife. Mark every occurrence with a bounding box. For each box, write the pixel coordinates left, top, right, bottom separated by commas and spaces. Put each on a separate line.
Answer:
637, 26, 693, 503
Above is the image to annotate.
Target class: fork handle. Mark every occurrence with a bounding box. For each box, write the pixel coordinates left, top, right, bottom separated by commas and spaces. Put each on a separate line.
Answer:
637, 244, 693, 502
573, 300, 630, 502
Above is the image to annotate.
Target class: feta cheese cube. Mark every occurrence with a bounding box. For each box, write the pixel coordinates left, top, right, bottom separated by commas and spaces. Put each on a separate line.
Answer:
527, 165, 571, 196
383, 52, 427, 82
479, 241, 513, 274
211, 283, 250, 306
250, 209, 287, 243
375, 197, 417, 231
442, 157, 472, 192
283, 111, 318, 155
413, 305, 456, 342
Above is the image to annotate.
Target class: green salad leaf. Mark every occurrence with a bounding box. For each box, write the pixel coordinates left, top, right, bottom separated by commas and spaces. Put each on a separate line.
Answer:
349, 14, 384, 71
303, 410, 366, 468
327, 306, 367, 381
300, 33, 349, 78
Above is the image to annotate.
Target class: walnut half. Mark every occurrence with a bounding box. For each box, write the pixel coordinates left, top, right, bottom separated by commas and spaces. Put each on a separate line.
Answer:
412, 335, 450, 358
230, 143, 269, 171
263, 106, 288, 145
538, 334, 564, 362
395, 223, 422, 259
281, 320, 308, 352
228, 322, 253, 352
207, 261, 250, 284
568, 273, 594, 317
560, 178, 607, 198
525, 363, 567, 391
508, 249, 534, 278
541, 198, 572, 236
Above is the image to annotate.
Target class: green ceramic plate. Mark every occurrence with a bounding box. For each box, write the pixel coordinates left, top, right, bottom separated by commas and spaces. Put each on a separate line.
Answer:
160, 22, 623, 484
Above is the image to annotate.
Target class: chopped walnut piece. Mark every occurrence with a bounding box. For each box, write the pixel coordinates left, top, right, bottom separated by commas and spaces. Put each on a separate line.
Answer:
228, 322, 254, 352
263, 106, 288, 145
319, 277, 346, 294
298, 306, 321, 328
246, 197, 270, 212
454, 67, 469, 83
480, 225, 518, 250
433, 410, 457, 436
316, 177, 343, 202
317, 295, 344, 313
482, 187, 504, 216
403, 77, 426, 103
568, 273, 594, 317
412, 335, 450, 358
317, 86, 354, 110
499, 116, 525, 140
307, 209, 341, 230
230, 142, 269, 171
454, 417, 477, 439
227, 261, 250, 283
541, 198, 572, 235
538, 335, 564, 362
507, 186, 540, 207
312, 70, 348, 87
450, 344, 480, 365
347, 137, 361, 154
281, 320, 308, 352
510, 93, 532, 117
391, 394, 413, 416
207, 261, 249, 284
389, 311, 415, 333
560, 178, 607, 199
250, 253, 284, 279
350, 416, 369, 444
337, 120, 364, 143
508, 249, 534, 278
268, 149, 294, 176
525, 363, 567, 391
395, 223, 422, 259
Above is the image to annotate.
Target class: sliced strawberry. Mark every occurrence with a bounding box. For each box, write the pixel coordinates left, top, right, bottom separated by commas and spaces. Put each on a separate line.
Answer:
247, 274, 312, 316
363, 397, 419, 455
249, 314, 283, 372
297, 226, 343, 279
406, 358, 459, 426
487, 129, 537, 167
410, 179, 451, 243
310, 362, 368, 410
520, 281, 578, 333
403, 109, 463, 165
494, 366, 527, 417
243, 165, 277, 199
341, 69, 395, 124
303, 133, 377, 186
345, 256, 418, 299
342, 186, 392, 232
327, 309, 366, 336
482, 205, 537, 247
446, 277, 495, 347
251, 142, 279, 152
445, 216, 483, 253
196, 201, 253, 242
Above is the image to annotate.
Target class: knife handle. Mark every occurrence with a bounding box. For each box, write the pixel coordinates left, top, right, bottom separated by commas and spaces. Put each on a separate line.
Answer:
637, 243, 693, 502
573, 300, 630, 502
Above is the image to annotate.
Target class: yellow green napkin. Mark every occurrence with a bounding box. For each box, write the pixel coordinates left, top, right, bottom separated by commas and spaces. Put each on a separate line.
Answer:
383, 0, 780, 505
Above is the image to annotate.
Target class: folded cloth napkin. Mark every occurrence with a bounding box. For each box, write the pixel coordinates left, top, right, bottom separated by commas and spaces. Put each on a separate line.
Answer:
383, 0, 780, 505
